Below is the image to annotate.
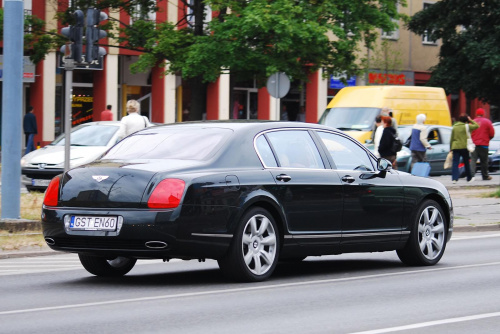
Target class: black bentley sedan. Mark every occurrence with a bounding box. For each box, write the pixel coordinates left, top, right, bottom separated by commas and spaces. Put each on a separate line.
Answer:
42, 121, 453, 282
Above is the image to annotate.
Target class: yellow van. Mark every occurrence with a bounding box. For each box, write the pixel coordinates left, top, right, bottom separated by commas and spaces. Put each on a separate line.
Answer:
318, 86, 452, 143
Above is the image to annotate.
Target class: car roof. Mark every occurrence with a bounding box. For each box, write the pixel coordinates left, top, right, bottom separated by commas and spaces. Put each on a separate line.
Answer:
142, 120, 341, 134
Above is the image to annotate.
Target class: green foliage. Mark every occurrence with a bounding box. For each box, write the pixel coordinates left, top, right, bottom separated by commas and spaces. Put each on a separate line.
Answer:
126, 0, 405, 85
408, 0, 500, 105
0, 8, 64, 64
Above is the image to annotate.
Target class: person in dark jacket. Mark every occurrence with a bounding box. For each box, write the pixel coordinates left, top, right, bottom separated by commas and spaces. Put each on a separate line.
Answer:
23, 106, 37, 155
378, 116, 398, 169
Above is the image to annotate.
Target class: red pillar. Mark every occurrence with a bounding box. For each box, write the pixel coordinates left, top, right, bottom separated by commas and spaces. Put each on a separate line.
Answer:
258, 88, 270, 120
306, 71, 319, 123
93, 61, 107, 121
151, 65, 165, 123
30, 61, 45, 146
206, 79, 219, 120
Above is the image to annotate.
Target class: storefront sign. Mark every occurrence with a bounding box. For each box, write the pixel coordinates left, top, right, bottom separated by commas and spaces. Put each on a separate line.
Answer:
0, 56, 36, 83
329, 75, 356, 89
72, 95, 94, 126
367, 70, 414, 86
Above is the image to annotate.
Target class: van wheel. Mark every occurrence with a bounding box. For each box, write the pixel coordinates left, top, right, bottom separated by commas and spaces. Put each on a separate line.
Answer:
218, 207, 280, 282
397, 199, 447, 266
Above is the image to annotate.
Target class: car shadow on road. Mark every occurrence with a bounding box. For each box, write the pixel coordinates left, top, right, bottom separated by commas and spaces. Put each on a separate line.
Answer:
62, 256, 406, 288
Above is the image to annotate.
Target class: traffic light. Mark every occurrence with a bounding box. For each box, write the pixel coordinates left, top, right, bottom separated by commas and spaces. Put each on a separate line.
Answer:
60, 10, 84, 62
85, 8, 108, 62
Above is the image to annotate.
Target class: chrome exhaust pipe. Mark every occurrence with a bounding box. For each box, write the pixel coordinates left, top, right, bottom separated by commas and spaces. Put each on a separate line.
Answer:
45, 237, 55, 246
145, 241, 168, 249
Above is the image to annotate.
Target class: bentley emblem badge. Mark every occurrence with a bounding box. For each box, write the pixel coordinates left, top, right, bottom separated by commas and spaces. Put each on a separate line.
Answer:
92, 175, 109, 182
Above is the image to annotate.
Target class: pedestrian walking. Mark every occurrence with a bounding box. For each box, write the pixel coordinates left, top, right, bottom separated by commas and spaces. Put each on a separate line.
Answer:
101, 104, 113, 121
450, 114, 479, 183
23, 106, 37, 155
378, 116, 398, 169
116, 100, 151, 141
470, 108, 495, 180
409, 114, 432, 170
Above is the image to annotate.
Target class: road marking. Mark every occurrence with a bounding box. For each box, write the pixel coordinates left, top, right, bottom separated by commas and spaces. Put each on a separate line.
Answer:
349, 311, 500, 334
1, 261, 500, 316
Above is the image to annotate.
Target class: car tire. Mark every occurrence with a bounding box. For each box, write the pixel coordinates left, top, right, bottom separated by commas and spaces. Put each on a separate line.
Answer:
397, 199, 447, 266
218, 207, 280, 282
78, 254, 137, 277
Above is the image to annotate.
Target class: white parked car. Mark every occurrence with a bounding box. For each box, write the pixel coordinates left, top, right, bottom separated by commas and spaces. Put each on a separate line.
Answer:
21, 121, 121, 191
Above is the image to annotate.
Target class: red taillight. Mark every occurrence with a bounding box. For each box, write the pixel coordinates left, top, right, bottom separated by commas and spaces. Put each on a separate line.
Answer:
147, 179, 186, 209
43, 176, 61, 207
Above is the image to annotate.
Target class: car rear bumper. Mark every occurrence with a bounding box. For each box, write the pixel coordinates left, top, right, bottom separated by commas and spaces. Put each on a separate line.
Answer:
41, 205, 233, 260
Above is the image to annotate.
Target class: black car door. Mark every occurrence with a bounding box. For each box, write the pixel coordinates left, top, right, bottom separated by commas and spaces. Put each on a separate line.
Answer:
257, 130, 343, 248
315, 131, 405, 245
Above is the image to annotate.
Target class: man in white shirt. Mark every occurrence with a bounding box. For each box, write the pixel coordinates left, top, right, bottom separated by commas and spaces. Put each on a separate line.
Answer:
116, 99, 151, 140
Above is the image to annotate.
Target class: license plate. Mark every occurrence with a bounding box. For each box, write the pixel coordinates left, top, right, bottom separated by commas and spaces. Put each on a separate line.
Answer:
70, 216, 118, 231
32, 179, 51, 187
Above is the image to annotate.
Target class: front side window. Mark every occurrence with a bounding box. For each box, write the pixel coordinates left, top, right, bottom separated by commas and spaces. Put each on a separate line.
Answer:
317, 131, 374, 171
102, 127, 232, 160
265, 130, 324, 169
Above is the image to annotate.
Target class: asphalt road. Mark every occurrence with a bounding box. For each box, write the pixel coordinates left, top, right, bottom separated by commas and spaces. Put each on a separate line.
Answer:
1, 232, 499, 334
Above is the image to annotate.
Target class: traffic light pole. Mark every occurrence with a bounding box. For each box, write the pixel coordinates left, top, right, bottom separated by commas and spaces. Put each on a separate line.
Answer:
63, 59, 75, 173
1, 0, 24, 219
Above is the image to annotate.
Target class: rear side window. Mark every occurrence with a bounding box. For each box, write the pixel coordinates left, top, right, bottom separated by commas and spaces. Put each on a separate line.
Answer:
255, 135, 278, 167
102, 127, 232, 160
265, 130, 325, 169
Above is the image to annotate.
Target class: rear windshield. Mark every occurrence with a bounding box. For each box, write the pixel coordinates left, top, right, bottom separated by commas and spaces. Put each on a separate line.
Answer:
102, 127, 233, 160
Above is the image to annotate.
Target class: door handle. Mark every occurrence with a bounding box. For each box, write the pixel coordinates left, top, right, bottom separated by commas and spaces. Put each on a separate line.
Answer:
341, 175, 355, 183
276, 174, 292, 182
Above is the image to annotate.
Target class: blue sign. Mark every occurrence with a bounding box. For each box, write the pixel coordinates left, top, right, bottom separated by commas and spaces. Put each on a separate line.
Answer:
329, 76, 356, 89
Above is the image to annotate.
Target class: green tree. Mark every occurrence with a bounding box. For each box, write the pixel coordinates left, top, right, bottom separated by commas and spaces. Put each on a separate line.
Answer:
0, 8, 63, 65
408, 0, 500, 105
7, 0, 405, 120
123, 0, 405, 119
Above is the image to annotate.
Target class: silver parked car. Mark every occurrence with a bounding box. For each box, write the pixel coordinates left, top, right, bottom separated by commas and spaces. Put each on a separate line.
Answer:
21, 121, 121, 191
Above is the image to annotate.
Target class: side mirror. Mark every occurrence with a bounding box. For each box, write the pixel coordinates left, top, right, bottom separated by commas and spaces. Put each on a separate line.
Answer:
428, 139, 438, 145
377, 158, 392, 171
365, 139, 373, 144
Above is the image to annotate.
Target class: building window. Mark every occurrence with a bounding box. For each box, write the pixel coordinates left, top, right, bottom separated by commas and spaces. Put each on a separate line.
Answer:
422, 2, 438, 45
382, 22, 400, 40
131, 0, 156, 23
381, 5, 399, 40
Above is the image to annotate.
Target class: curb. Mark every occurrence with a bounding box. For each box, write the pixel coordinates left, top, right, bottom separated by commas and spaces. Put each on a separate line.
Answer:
453, 224, 500, 233
0, 250, 56, 260
0, 219, 41, 232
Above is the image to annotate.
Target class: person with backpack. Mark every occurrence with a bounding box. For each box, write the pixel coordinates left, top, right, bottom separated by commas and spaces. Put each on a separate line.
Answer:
409, 114, 432, 170
378, 116, 398, 169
